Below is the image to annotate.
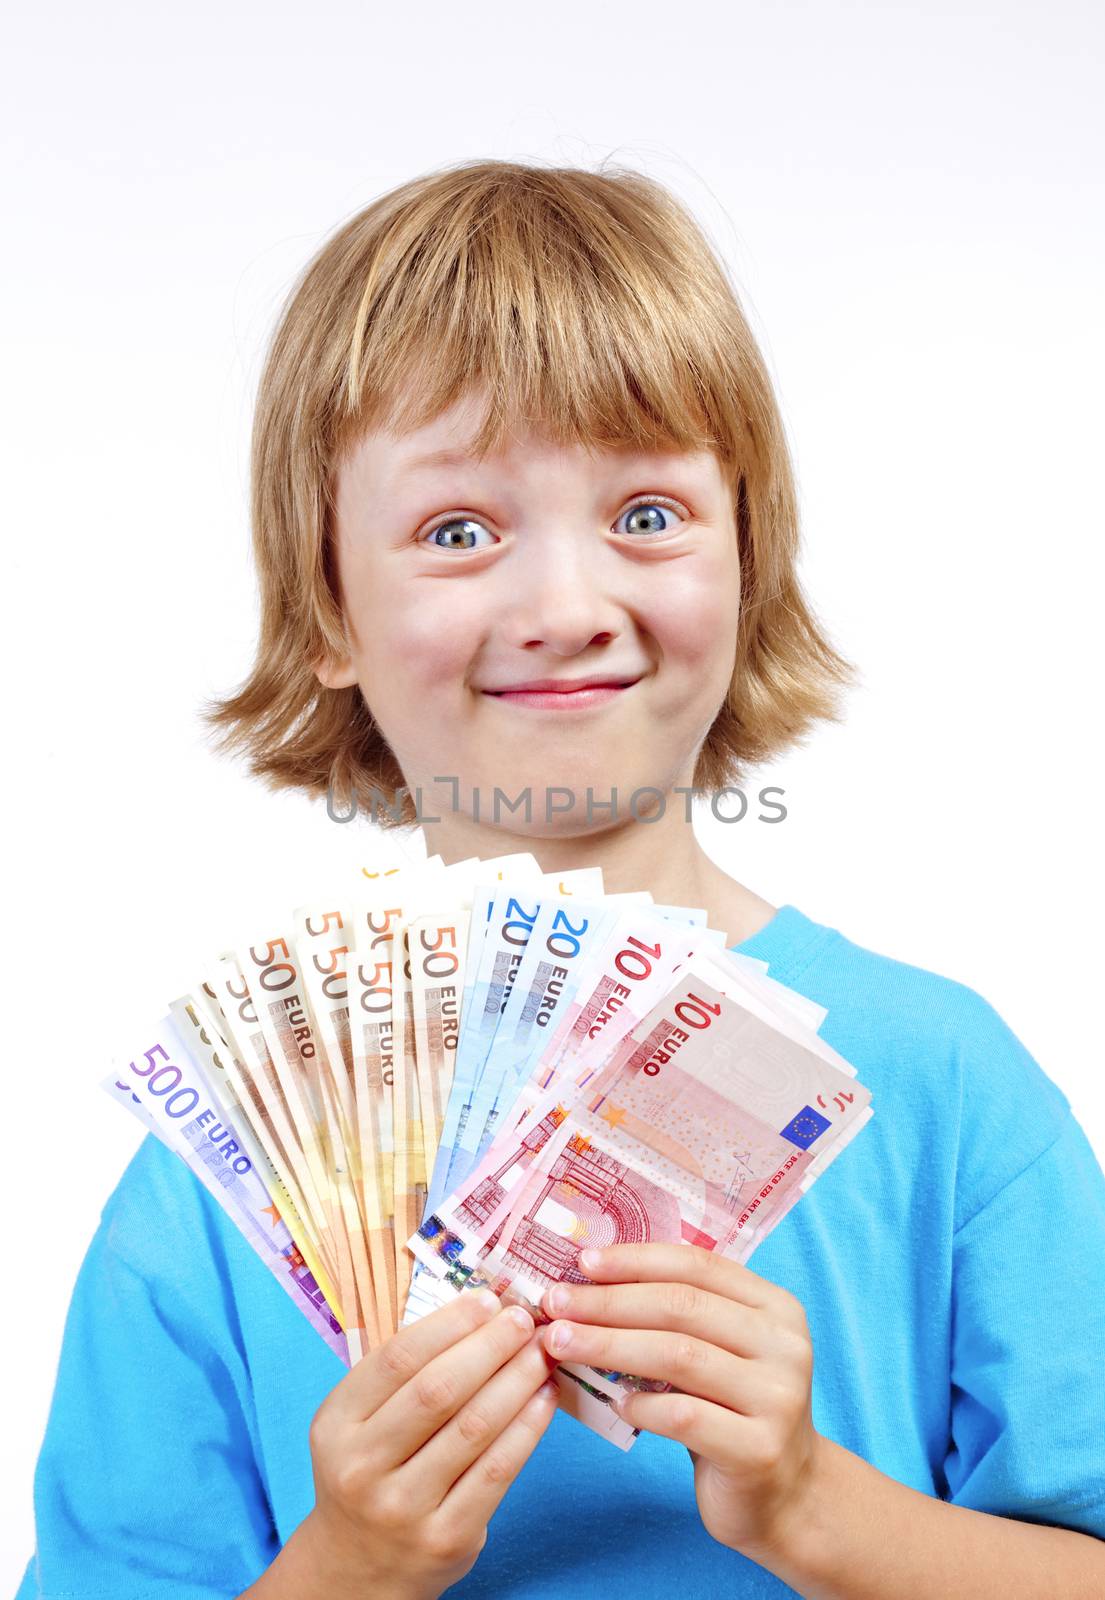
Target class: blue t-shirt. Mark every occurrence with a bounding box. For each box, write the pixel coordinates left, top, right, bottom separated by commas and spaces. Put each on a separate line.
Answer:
17, 904, 1105, 1597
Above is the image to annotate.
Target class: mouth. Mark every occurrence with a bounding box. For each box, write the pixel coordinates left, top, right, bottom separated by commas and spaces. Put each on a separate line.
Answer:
480, 676, 643, 711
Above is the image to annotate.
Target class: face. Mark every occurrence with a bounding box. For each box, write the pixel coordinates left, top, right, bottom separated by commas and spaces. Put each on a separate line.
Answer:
318, 387, 742, 836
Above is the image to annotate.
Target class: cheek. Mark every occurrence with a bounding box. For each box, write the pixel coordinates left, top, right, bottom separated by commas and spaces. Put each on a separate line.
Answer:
652, 558, 740, 670
354, 578, 478, 677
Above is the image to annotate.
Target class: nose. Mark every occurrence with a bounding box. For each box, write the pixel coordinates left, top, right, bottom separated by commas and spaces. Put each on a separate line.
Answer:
496, 531, 629, 654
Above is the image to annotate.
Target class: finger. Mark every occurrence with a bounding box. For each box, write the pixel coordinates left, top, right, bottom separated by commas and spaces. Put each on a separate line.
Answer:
614, 1388, 765, 1470
542, 1278, 766, 1359
436, 1378, 559, 1529
576, 1243, 780, 1313
542, 1320, 757, 1413
324, 1288, 504, 1425
366, 1303, 539, 1466
402, 1331, 559, 1507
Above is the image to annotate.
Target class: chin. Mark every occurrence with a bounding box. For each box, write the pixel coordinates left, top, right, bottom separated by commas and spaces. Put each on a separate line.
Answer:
477, 771, 678, 830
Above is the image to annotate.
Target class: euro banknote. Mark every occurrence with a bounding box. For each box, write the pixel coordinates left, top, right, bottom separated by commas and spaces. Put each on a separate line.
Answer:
101, 845, 874, 1451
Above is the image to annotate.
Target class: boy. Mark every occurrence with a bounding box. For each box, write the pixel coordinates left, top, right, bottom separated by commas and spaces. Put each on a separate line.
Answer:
19, 158, 1105, 1598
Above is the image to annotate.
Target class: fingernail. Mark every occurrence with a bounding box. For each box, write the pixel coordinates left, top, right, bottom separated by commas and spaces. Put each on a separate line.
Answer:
471, 1288, 500, 1317
578, 1248, 603, 1273
507, 1304, 535, 1333
546, 1283, 570, 1315
524, 1378, 559, 1414
546, 1320, 573, 1354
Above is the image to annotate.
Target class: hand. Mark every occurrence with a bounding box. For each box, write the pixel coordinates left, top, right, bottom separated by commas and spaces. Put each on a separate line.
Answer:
538, 1243, 824, 1562
293, 1289, 560, 1600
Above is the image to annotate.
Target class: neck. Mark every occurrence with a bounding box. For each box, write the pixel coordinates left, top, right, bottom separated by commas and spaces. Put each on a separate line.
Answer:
406, 788, 778, 950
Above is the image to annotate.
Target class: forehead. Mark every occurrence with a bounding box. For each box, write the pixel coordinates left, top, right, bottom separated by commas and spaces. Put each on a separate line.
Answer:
342, 386, 724, 494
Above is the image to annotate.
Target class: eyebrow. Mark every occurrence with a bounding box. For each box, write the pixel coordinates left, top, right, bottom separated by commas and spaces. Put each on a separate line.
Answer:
393, 444, 701, 485
394, 446, 480, 481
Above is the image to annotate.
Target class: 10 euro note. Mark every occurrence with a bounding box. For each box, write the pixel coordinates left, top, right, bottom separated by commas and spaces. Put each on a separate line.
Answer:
408, 960, 874, 1443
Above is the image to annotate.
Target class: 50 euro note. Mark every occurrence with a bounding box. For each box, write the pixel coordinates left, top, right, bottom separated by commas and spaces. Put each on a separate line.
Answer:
346, 893, 403, 1335
236, 927, 378, 1358
359, 848, 446, 886
199, 957, 340, 1307
409, 963, 874, 1438
407, 908, 470, 1183
293, 902, 392, 1349
347, 865, 457, 1324
389, 918, 427, 1315
102, 1014, 349, 1364
365, 852, 549, 1320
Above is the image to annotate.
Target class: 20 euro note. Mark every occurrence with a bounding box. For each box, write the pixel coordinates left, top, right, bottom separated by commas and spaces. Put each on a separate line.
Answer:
426, 854, 563, 1214
447, 874, 610, 1199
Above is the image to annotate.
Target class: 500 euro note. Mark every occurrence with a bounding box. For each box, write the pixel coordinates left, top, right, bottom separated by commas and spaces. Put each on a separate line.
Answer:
168, 989, 338, 1314
103, 1014, 349, 1364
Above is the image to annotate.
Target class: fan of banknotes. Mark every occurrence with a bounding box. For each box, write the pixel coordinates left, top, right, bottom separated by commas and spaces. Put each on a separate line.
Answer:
104, 847, 874, 1451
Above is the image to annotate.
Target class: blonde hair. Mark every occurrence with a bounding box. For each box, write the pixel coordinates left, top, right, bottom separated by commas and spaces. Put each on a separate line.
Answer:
201, 157, 857, 827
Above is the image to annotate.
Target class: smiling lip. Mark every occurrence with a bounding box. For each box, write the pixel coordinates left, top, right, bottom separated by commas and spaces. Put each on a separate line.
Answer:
481, 674, 643, 710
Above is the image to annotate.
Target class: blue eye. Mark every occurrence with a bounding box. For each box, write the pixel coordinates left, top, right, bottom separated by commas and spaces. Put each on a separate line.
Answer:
615, 498, 687, 538
421, 517, 498, 551
419, 496, 688, 552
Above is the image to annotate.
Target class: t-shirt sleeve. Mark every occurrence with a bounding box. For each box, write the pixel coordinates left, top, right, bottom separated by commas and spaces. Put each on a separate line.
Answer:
943, 1106, 1105, 1540
18, 1136, 281, 1599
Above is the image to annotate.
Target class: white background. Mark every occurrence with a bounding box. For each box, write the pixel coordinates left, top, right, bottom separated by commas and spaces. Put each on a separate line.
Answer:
3, 0, 1102, 1588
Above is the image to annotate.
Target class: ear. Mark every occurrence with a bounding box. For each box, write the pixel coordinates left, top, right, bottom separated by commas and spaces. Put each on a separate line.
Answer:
313, 651, 359, 690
